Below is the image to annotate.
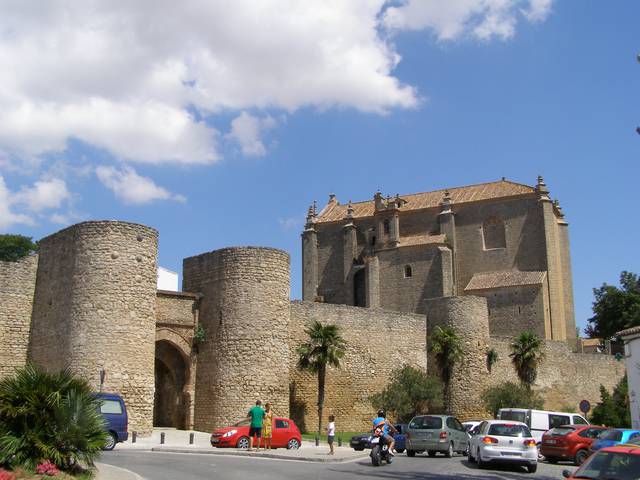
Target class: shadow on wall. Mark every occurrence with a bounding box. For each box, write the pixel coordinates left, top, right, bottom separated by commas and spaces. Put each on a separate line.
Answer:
289, 382, 307, 433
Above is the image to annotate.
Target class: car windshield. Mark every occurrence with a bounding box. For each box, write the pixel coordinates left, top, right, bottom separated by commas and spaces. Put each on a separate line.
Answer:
600, 430, 623, 441
547, 427, 575, 436
233, 419, 250, 427
410, 416, 442, 429
488, 424, 532, 438
574, 450, 640, 480
499, 410, 527, 423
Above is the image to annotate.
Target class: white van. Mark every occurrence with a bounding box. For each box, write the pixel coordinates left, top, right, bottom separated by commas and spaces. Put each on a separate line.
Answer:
496, 409, 589, 443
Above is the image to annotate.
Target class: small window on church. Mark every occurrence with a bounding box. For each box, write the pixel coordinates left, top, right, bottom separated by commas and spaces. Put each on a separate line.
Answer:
482, 216, 506, 249
404, 265, 412, 278
371, 235, 376, 246
383, 219, 390, 235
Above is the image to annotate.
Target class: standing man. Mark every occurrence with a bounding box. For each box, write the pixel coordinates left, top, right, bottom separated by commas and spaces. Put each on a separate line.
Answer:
247, 400, 265, 451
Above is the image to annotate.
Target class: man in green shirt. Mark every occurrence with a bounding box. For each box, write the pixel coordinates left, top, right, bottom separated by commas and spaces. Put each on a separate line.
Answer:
247, 400, 265, 451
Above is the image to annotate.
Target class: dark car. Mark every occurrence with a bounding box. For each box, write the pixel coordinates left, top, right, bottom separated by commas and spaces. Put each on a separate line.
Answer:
95, 392, 128, 450
540, 425, 606, 465
350, 424, 407, 453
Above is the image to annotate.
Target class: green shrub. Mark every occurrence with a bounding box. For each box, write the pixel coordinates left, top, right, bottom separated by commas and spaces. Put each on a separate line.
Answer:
482, 381, 544, 418
590, 375, 630, 428
0, 235, 37, 262
0, 364, 108, 470
370, 365, 443, 423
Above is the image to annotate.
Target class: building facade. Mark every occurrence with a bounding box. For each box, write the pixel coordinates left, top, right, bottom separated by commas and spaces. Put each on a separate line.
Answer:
303, 177, 576, 343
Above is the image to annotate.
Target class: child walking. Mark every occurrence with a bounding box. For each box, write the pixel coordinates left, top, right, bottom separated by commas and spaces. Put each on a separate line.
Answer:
327, 415, 336, 455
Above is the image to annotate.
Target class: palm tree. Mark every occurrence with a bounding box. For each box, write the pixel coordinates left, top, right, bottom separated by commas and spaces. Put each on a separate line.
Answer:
297, 321, 346, 436
429, 326, 463, 410
510, 332, 545, 388
0, 364, 108, 470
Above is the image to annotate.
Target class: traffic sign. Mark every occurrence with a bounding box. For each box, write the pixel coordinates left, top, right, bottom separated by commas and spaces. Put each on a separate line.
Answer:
579, 400, 591, 414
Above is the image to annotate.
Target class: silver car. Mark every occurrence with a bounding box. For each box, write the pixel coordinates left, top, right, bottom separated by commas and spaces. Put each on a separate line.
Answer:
406, 414, 469, 458
468, 420, 538, 473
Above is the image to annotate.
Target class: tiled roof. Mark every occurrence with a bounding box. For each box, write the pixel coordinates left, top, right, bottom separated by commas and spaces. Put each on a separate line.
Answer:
398, 234, 447, 248
316, 179, 536, 223
617, 325, 640, 338
465, 270, 547, 291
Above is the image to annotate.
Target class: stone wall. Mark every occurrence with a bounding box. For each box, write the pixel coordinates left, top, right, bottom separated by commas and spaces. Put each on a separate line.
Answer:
425, 296, 491, 421
0, 255, 37, 379
289, 301, 427, 432
488, 336, 626, 413
29, 221, 158, 435
184, 247, 291, 432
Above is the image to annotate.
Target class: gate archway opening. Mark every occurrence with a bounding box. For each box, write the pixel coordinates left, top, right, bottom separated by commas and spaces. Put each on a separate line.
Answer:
154, 340, 190, 429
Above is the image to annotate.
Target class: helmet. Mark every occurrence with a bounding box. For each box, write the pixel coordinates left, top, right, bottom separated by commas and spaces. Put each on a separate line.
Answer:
377, 409, 386, 418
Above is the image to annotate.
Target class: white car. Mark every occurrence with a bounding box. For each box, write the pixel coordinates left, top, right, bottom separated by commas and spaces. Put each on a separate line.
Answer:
468, 420, 538, 473
462, 421, 482, 434
497, 408, 589, 443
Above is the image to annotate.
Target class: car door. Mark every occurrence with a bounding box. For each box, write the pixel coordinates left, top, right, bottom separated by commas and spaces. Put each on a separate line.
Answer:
273, 418, 289, 447
452, 417, 467, 451
471, 421, 487, 453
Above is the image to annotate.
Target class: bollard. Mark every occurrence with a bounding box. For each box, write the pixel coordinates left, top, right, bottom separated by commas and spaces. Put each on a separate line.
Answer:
189, 432, 194, 445
315, 436, 319, 446
338, 437, 342, 447
132, 431, 137, 443
160, 432, 165, 445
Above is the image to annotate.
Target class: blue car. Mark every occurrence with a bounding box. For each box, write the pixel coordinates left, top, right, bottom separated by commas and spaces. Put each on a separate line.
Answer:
95, 392, 128, 450
349, 423, 407, 453
590, 429, 640, 453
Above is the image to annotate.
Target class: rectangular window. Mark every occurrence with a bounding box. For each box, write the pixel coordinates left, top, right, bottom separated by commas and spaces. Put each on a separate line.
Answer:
275, 419, 289, 429
100, 399, 123, 415
548, 414, 571, 429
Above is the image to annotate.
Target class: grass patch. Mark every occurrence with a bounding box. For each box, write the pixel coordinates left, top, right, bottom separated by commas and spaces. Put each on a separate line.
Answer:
301, 431, 366, 443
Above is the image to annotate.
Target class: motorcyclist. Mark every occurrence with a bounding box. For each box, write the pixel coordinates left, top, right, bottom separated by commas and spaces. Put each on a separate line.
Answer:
372, 409, 397, 456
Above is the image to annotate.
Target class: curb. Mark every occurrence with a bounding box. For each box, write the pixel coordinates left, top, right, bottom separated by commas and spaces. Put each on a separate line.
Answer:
95, 462, 145, 480
150, 446, 367, 463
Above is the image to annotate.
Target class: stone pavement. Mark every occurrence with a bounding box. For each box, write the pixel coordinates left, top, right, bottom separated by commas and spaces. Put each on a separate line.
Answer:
109, 427, 368, 462
95, 462, 144, 480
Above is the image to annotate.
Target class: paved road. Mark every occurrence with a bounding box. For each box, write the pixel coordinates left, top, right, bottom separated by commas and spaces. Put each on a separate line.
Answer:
101, 450, 575, 480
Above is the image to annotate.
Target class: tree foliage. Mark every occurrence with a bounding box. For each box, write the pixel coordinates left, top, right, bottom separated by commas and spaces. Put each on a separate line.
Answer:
370, 365, 443, 423
429, 326, 463, 384
0, 364, 108, 470
482, 381, 544, 418
296, 321, 346, 436
590, 375, 630, 428
0, 235, 37, 262
586, 271, 640, 339
510, 332, 544, 387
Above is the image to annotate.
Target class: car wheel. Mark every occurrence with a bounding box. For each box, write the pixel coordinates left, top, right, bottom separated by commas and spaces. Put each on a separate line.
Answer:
395, 449, 405, 454
406, 449, 416, 457
477, 448, 488, 469
103, 431, 117, 451
445, 442, 454, 458
287, 438, 300, 450
526, 463, 538, 473
460, 442, 469, 456
236, 436, 250, 449
427, 450, 437, 457
575, 449, 589, 465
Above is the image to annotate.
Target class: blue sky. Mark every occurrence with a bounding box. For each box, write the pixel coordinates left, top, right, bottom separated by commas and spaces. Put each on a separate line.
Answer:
1, 1, 638, 333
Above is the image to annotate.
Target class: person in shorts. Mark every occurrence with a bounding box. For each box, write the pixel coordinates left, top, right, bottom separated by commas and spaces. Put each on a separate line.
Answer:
327, 415, 336, 455
247, 400, 265, 451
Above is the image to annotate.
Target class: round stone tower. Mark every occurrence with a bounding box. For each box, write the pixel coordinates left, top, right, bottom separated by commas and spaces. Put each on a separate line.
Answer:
426, 295, 491, 421
29, 221, 158, 434
183, 247, 290, 431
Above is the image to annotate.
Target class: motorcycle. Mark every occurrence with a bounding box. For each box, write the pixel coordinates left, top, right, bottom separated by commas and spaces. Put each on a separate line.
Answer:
369, 426, 393, 466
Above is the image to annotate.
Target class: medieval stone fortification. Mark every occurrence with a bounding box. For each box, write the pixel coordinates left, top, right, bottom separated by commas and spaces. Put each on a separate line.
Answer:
0, 177, 625, 435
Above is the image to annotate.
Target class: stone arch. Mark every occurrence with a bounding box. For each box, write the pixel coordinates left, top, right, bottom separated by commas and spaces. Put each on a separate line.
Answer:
154, 328, 194, 429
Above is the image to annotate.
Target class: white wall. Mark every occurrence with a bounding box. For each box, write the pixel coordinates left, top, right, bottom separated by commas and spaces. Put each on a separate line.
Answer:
623, 333, 640, 429
157, 266, 179, 292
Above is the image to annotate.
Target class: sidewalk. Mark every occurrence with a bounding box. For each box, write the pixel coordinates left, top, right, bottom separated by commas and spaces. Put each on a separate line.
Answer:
95, 462, 143, 480
114, 428, 368, 463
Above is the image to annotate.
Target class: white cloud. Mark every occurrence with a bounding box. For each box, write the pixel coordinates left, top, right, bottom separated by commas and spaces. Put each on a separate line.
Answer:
96, 165, 186, 205
0, 176, 34, 231
226, 112, 278, 157
278, 216, 303, 231
383, 0, 554, 41
14, 178, 70, 212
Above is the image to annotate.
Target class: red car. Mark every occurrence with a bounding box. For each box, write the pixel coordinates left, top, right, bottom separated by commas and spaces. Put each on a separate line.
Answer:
541, 425, 606, 465
562, 444, 640, 479
210, 417, 302, 450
